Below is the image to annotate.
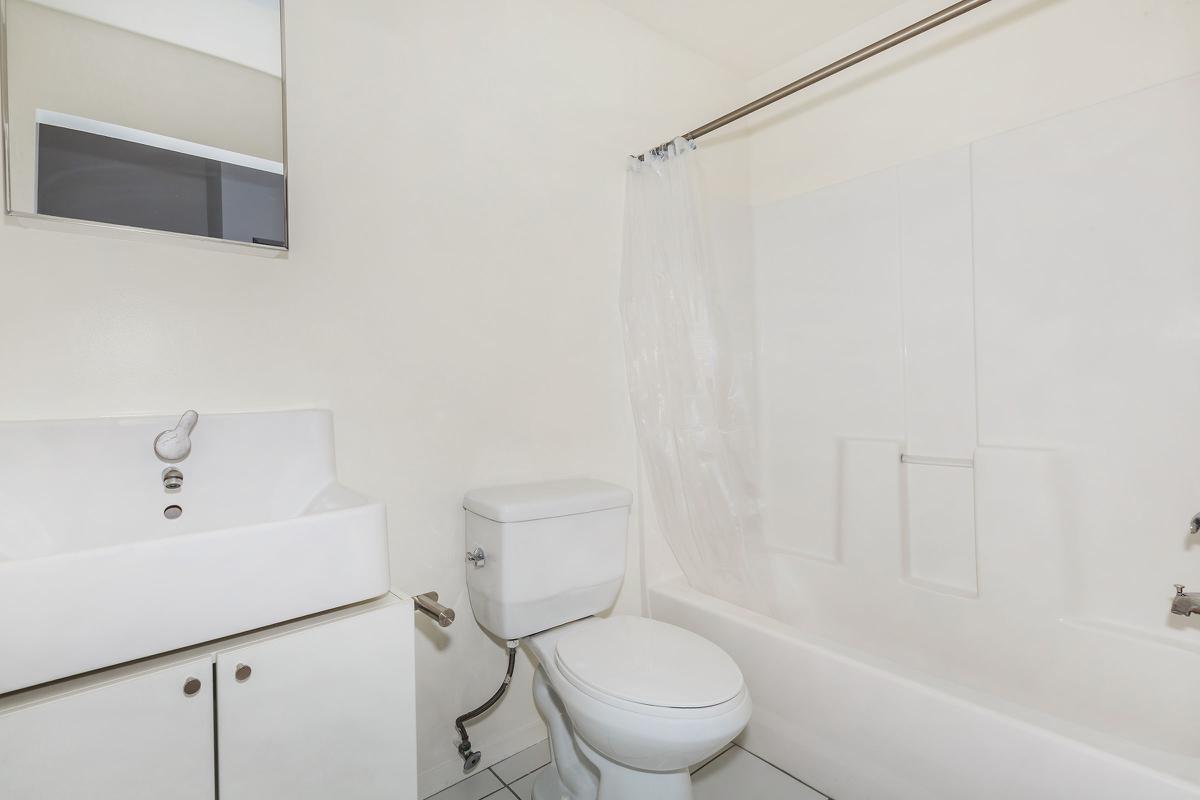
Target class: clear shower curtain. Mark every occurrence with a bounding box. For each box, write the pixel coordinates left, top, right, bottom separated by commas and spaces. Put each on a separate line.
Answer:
620, 138, 767, 610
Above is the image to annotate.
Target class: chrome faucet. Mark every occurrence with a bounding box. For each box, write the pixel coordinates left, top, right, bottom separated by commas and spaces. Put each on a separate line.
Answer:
1172, 585, 1200, 617
154, 410, 198, 463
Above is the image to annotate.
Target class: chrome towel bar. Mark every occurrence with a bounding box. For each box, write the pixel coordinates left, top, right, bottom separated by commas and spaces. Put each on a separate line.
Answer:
414, 591, 456, 627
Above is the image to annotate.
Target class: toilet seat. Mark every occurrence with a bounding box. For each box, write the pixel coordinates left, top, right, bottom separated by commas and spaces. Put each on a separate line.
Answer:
554, 616, 744, 710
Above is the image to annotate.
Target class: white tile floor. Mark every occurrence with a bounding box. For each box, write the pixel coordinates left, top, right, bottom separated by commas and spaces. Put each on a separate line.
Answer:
425, 740, 830, 800
692, 746, 827, 799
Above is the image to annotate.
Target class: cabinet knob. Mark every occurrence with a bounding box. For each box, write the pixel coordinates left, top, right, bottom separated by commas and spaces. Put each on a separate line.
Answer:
235, 663, 252, 682
183, 677, 202, 696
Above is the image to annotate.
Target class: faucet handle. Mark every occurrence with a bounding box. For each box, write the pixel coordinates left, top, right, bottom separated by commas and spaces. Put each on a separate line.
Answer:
1176, 584, 1187, 596
154, 410, 198, 463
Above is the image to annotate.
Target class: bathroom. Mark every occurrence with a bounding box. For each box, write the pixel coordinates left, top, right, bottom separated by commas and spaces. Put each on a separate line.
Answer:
0, 0, 1196, 798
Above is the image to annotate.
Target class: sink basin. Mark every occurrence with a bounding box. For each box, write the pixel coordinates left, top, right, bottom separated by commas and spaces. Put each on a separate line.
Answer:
0, 409, 389, 694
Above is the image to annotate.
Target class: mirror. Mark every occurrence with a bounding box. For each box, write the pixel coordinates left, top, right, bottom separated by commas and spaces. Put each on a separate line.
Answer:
1, 0, 286, 248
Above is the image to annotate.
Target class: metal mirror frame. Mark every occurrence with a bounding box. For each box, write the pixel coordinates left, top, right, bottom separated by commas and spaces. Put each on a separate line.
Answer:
0, 0, 289, 252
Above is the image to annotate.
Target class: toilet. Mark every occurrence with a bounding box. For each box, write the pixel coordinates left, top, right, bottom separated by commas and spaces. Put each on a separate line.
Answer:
464, 479, 751, 800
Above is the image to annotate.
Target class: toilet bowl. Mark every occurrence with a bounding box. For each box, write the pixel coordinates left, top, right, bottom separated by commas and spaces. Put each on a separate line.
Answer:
524, 616, 751, 800
463, 479, 750, 800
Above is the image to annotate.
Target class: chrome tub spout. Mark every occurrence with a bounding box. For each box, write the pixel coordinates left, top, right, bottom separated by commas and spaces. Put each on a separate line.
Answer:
1172, 585, 1200, 617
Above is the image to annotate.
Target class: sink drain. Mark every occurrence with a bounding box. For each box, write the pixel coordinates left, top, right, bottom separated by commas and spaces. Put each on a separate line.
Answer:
164, 505, 183, 520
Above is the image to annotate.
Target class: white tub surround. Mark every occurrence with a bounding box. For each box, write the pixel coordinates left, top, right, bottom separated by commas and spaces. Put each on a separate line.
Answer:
637, 68, 1200, 800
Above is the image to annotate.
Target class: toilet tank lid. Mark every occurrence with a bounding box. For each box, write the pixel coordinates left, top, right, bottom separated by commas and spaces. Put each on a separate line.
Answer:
463, 479, 632, 522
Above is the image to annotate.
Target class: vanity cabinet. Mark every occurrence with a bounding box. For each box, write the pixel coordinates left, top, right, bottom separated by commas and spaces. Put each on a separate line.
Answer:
0, 657, 216, 799
216, 602, 415, 799
0, 596, 416, 800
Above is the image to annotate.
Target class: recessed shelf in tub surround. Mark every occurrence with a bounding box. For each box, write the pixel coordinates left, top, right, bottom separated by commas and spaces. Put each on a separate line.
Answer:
902, 458, 978, 595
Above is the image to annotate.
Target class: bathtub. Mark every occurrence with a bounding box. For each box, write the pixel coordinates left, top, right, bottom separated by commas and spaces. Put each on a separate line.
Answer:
650, 580, 1200, 800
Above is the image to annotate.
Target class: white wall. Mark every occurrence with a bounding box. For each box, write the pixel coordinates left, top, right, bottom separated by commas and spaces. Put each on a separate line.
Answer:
26, 0, 283, 76
0, 1, 744, 795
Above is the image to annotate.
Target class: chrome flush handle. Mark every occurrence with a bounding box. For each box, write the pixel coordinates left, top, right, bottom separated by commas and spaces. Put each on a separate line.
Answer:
466, 547, 486, 568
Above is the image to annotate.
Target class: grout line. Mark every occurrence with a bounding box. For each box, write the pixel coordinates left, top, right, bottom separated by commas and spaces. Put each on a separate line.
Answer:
500, 762, 548, 787
489, 740, 833, 800
490, 741, 551, 787
429, 758, 535, 800
733, 744, 832, 799
689, 742, 735, 776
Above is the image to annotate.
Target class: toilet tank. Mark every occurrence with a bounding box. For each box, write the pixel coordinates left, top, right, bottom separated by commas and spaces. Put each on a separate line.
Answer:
463, 479, 633, 640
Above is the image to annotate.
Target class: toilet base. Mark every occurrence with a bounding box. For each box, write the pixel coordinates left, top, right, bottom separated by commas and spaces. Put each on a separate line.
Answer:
576, 735, 693, 800
532, 758, 692, 800
531, 764, 571, 800
531, 665, 695, 800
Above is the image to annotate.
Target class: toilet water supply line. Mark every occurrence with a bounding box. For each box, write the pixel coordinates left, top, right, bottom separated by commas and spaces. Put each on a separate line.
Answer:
456, 639, 520, 772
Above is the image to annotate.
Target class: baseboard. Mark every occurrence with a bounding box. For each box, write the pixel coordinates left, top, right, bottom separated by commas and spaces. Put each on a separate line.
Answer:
418, 718, 548, 798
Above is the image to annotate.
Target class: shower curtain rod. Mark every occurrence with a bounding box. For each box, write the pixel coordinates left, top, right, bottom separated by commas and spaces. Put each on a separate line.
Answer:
637, 0, 994, 158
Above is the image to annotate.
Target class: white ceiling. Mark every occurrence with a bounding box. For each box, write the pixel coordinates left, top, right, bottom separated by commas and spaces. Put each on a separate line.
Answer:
599, 0, 913, 79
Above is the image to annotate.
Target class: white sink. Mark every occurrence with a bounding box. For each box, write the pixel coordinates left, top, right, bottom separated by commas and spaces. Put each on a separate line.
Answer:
0, 409, 389, 694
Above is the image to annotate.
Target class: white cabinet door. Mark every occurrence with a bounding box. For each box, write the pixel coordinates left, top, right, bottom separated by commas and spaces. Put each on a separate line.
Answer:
216, 602, 417, 800
0, 657, 216, 800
